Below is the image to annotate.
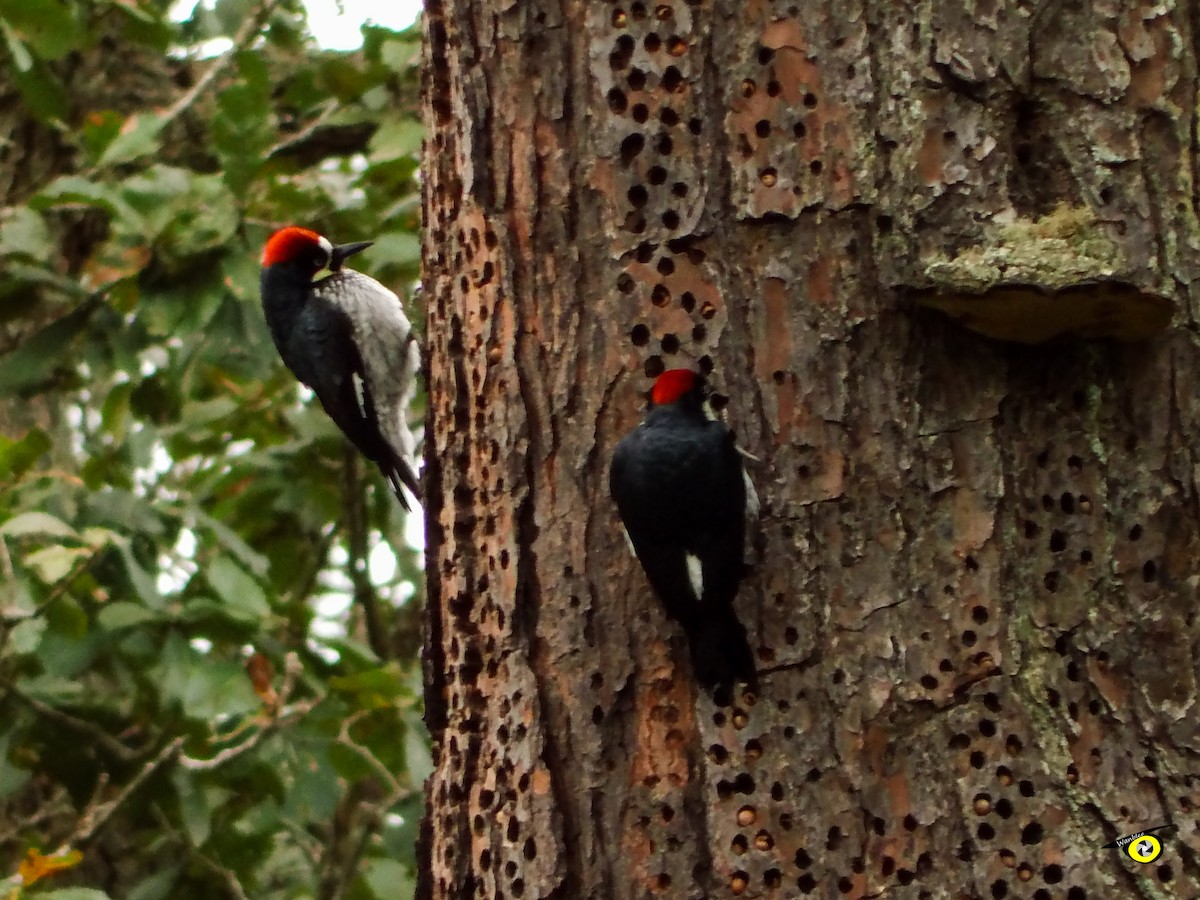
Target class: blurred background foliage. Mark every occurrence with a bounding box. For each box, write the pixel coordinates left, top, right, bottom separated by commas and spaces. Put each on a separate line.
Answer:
0, 0, 428, 897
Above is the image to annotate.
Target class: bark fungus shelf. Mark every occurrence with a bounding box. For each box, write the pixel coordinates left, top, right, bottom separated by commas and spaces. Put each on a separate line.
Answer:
911, 205, 1174, 343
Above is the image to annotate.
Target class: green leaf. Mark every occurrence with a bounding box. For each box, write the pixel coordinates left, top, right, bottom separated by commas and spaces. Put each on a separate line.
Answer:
155, 631, 259, 721
368, 119, 424, 163
100, 381, 133, 439
178, 396, 239, 428
97, 601, 160, 631
170, 770, 233, 847
318, 636, 382, 668
7, 53, 70, 124
43, 594, 88, 640
0, 302, 95, 393
329, 666, 405, 702
0, 730, 33, 800
98, 112, 165, 167
0, 427, 51, 480
87, 488, 167, 537
0, 21, 33, 71
0, 206, 51, 258
33, 176, 139, 230
174, 775, 213, 846
118, 165, 192, 235
159, 173, 239, 258
25, 545, 90, 582
0, 0, 87, 60
117, 167, 238, 258
212, 0, 257, 36
327, 740, 373, 781
37, 889, 116, 900
186, 507, 270, 578
365, 231, 420, 270
358, 858, 415, 900
403, 709, 433, 782
217, 248, 259, 303
79, 109, 124, 163
113, 541, 164, 609
0, 511, 78, 540
379, 37, 420, 74
206, 556, 271, 623
20, 675, 85, 705
9, 617, 46, 654
0, 575, 37, 619
125, 867, 181, 900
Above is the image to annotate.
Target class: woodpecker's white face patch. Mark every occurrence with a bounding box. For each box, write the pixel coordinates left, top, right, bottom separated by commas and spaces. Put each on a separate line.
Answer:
685, 553, 704, 601
316, 235, 333, 271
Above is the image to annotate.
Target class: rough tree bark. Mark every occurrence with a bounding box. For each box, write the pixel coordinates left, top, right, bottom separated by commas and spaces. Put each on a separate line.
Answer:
419, 1, 1200, 897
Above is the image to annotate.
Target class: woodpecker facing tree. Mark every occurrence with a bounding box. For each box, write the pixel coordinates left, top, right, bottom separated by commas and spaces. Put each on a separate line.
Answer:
609, 368, 757, 693
259, 226, 420, 509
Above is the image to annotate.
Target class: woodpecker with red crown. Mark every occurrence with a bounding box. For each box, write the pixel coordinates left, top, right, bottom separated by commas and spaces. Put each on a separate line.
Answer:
259, 226, 420, 508
609, 368, 758, 693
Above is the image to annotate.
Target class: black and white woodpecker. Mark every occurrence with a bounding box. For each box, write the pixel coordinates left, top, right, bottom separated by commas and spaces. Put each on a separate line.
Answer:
259, 226, 420, 509
609, 368, 758, 693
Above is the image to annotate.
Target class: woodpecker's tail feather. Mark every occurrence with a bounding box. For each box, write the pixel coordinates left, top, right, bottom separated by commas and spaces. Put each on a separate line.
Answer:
381, 453, 421, 511
684, 607, 757, 696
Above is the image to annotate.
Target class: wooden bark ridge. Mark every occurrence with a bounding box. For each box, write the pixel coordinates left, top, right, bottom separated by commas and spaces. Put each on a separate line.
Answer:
419, 1, 1199, 897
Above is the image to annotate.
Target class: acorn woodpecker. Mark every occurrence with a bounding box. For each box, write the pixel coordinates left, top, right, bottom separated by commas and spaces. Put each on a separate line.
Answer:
609, 368, 758, 692
259, 226, 420, 508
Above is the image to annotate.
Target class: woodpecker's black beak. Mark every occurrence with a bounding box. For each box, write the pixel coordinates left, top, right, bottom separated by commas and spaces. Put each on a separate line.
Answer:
329, 241, 373, 271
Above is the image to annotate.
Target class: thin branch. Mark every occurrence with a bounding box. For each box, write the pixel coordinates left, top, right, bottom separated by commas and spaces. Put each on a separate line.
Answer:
343, 445, 389, 659
159, 0, 288, 128
148, 805, 251, 900
314, 711, 418, 900
178, 696, 320, 772
336, 711, 407, 799
292, 526, 339, 616
8, 688, 148, 763
35, 654, 317, 857
0, 553, 97, 628
325, 801, 382, 900
193, 849, 251, 900
63, 737, 185, 849
0, 789, 73, 848
179, 652, 318, 771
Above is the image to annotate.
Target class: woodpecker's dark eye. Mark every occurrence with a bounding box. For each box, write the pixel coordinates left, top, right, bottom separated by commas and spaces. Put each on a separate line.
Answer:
312, 250, 329, 270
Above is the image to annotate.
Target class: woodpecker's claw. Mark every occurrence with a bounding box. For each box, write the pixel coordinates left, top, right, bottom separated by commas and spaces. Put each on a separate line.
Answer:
330, 241, 374, 271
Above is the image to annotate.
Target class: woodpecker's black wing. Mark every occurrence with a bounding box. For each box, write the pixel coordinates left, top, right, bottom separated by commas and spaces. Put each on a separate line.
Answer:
315, 270, 421, 506
284, 297, 416, 510
610, 405, 756, 691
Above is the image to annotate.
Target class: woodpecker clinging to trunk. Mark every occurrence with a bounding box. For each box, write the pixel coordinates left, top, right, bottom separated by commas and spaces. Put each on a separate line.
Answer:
609, 368, 758, 693
259, 226, 420, 509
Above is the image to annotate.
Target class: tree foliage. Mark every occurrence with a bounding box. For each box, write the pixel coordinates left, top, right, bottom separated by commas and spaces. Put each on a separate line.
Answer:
0, 1, 426, 897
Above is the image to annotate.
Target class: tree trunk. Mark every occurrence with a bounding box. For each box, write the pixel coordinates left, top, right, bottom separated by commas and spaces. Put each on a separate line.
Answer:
419, 1, 1200, 897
